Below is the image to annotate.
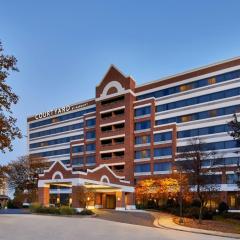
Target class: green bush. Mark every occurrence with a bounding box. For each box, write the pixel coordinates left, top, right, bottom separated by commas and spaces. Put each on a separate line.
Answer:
191, 199, 201, 208
185, 207, 200, 219
30, 203, 41, 212
78, 209, 94, 215
185, 207, 215, 220
218, 202, 229, 214
30, 204, 78, 215
7, 200, 17, 209
221, 212, 240, 220
59, 206, 76, 215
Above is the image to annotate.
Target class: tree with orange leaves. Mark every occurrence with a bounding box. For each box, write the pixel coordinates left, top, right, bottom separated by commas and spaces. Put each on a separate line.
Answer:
136, 178, 182, 208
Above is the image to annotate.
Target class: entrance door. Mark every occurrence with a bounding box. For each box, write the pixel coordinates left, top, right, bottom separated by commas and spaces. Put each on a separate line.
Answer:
106, 195, 116, 209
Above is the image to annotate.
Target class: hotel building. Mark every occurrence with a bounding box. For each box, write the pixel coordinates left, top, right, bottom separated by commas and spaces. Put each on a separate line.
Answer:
28, 57, 240, 210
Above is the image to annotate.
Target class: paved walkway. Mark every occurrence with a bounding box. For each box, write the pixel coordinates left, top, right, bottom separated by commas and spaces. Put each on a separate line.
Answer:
151, 211, 240, 239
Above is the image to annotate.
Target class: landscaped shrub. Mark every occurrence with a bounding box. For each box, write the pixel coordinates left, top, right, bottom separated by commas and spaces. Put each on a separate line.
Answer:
59, 206, 76, 215
191, 199, 201, 208
78, 209, 94, 215
218, 201, 229, 214
221, 212, 240, 220
186, 207, 215, 220
202, 208, 215, 220
30, 203, 41, 212
185, 207, 200, 219
7, 200, 18, 209
166, 198, 177, 208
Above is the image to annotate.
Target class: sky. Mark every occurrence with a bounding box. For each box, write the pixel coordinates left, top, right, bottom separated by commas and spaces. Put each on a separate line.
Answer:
1, 0, 240, 164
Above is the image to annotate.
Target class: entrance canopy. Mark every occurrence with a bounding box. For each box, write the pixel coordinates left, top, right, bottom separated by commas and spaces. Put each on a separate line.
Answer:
38, 161, 134, 192
38, 161, 136, 210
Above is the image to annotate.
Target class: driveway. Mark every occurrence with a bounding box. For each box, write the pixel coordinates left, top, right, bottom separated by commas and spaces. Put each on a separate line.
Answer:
0, 214, 234, 240
0, 209, 30, 214
94, 209, 155, 227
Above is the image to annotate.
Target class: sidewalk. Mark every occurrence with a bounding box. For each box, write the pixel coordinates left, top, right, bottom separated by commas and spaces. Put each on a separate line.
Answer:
150, 211, 240, 239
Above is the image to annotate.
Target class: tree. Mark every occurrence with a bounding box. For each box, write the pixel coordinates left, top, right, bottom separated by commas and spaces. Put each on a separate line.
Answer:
74, 186, 94, 209
176, 138, 220, 223
135, 178, 181, 208
6, 155, 48, 203
228, 113, 240, 142
0, 40, 22, 153
0, 165, 8, 193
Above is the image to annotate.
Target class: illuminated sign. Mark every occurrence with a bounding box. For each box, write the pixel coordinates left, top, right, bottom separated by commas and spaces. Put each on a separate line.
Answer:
34, 103, 89, 120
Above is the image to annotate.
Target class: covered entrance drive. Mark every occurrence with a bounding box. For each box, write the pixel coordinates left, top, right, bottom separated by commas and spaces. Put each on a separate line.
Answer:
38, 161, 136, 211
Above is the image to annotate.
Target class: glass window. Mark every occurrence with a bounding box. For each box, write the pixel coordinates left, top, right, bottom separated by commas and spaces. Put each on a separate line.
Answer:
154, 132, 172, 142
135, 106, 151, 116
154, 147, 172, 157
208, 77, 216, 85
135, 135, 151, 144
154, 162, 172, 171
134, 164, 151, 173
226, 174, 237, 184
72, 145, 84, 153
29, 107, 96, 129
86, 143, 96, 152
158, 104, 240, 126
86, 155, 96, 165
72, 157, 84, 165
181, 115, 192, 122
155, 88, 240, 113
179, 84, 192, 92
86, 131, 96, 139
135, 149, 150, 159
29, 123, 83, 139
135, 120, 151, 130
86, 118, 96, 127
137, 70, 240, 101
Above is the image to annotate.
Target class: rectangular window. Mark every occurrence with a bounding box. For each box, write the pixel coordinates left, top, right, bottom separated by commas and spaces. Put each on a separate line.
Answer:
208, 77, 216, 85
29, 122, 84, 139
86, 131, 96, 139
135, 135, 151, 145
134, 163, 151, 173
72, 157, 84, 165
135, 106, 151, 117
86, 155, 96, 165
179, 84, 192, 92
154, 132, 172, 142
181, 115, 192, 122
154, 147, 172, 157
86, 118, 96, 127
154, 162, 172, 171
86, 143, 96, 152
72, 145, 84, 153
226, 174, 237, 184
135, 120, 151, 131
135, 149, 150, 159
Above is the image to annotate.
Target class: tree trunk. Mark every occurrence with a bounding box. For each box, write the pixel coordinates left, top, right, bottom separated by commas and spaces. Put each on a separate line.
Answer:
198, 202, 203, 224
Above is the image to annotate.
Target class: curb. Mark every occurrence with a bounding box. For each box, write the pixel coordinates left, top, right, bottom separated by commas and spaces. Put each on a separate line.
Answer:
31, 213, 97, 218
152, 213, 240, 239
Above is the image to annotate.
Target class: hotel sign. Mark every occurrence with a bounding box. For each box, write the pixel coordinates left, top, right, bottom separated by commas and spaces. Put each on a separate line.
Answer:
34, 103, 89, 120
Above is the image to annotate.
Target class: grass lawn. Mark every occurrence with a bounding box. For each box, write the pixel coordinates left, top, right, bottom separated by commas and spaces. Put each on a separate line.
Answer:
173, 216, 240, 234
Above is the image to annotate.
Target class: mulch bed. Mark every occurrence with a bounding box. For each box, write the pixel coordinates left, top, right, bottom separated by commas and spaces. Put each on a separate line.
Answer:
173, 216, 240, 234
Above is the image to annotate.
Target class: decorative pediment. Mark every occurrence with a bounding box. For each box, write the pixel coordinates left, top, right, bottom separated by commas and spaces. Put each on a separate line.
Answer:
96, 65, 135, 98
39, 161, 73, 180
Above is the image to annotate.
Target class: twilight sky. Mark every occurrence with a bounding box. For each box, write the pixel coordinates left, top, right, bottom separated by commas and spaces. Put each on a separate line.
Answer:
1, 0, 240, 164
